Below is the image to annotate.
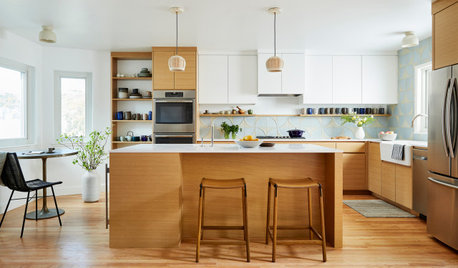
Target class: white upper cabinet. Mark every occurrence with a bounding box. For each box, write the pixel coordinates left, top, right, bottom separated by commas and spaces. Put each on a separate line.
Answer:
228, 55, 258, 104
282, 53, 306, 94
257, 53, 282, 94
304, 56, 333, 104
332, 56, 362, 104
198, 55, 228, 104
362, 56, 398, 104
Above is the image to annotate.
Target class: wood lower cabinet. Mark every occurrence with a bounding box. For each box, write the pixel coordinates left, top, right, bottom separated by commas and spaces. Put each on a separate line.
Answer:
432, 0, 458, 69
381, 162, 396, 201
395, 165, 413, 209
368, 142, 382, 195
343, 154, 367, 190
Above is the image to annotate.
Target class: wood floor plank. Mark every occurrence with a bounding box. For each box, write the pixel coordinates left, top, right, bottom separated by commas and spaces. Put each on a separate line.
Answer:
0, 194, 456, 267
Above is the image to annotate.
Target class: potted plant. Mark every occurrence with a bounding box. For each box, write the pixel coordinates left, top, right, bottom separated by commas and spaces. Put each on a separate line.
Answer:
220, 122, 242, 139
57, 127, 111, 202
341, 113, 374, 139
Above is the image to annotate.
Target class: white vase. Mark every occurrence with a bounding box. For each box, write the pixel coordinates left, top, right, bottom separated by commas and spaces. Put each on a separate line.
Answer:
355, 127, 365, 139
82, 170, 100, 202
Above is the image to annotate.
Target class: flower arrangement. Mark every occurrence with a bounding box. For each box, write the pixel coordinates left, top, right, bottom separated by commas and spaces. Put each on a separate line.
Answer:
220, 122, 242, 139
341, 113, 375, 127
57, 127, 112, 171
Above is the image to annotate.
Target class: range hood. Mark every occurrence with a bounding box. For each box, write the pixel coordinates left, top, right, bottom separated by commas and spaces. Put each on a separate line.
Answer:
258, 93, 303, 97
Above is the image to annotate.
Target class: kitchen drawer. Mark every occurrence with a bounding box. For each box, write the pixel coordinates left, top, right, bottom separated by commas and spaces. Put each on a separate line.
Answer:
336, 142, 366, 153
309, 142, 336, 149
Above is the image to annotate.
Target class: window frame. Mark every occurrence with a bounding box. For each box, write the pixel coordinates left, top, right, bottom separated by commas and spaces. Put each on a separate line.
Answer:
414, 62, 432, 135
0, 57, 35, 148
54, 71, 93, 139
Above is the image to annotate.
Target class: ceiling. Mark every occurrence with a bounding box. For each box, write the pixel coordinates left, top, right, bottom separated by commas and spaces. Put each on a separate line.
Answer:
0, 0, 432, 52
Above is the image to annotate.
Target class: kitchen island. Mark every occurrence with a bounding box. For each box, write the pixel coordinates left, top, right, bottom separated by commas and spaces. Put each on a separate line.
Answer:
109, 144, 343, 248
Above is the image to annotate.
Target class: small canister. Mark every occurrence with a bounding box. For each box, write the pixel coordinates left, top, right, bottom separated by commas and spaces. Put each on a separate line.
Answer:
118, 88, 128, 99
143, 113, 148, 120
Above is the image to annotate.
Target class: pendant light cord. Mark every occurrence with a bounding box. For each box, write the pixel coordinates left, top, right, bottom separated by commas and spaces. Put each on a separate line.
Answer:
175, 11, 179, 55
274, 12, 277, 57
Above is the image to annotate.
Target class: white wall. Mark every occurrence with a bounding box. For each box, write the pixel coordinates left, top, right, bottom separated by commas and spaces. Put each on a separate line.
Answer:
0, 30, 110, 212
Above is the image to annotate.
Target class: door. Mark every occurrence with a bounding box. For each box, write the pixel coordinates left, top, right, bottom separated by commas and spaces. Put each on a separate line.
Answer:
153, 51, 174, 90
175, 51, 196, 89
381, 162, 396, 201
198, 55, 228, 104
368, 142, 382, 195
304, 56, 333, 104
395, 165, 413, 209
428, 67, 452, 175
433, 2, 458, 70
362, 56, 398, 104
281, 53, 305, 94
257, 53, 282, 94
427, 172, 458, 250
342, 154, 367, 190
228, 55, 258, 104
332, 56, 362, 104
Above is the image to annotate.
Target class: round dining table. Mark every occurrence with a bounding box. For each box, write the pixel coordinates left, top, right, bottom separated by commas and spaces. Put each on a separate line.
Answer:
17, 149, 77, 220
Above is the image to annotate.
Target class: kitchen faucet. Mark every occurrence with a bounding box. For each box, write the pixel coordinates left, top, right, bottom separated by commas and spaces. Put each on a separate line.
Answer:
411, 113, 428, 128
211, 124, 215, 147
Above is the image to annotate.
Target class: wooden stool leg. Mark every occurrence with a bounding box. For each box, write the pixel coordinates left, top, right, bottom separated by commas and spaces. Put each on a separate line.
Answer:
265, 181, 271, 244
272, 185, 278, 262
318, 185, 327, 262
242, 185, 250, 262
308, 187, 313, 240
196, 185, 204, 262
200, 187, 206, 240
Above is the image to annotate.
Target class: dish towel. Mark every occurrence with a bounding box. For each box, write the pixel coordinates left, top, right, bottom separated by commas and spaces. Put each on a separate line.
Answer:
391, 144, 405, 160
0, 152, 7, 186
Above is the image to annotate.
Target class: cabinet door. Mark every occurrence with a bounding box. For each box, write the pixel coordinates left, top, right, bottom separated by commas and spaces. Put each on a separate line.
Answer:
257, 53, 282, 94
433, 2, 458, 69
332, 56, 362, 104
343, 154, 367, 190
153, 51, 174, 90
198, 55, 228, 104
395, 165, 413, 209
282, 53, 305, 94
362, 56, 398, 104
368, 143, 382, 195
175, 51, 197, 89
381, 162, 396, 201
304, 56, 333, 104
228, 55, 258, 104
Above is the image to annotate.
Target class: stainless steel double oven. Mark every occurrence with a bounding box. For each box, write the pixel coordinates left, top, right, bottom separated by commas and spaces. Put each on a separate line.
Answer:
153, 90, 196, 144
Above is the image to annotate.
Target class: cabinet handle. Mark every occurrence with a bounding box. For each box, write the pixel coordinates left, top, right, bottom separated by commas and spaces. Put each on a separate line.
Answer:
413, 156, 427, 161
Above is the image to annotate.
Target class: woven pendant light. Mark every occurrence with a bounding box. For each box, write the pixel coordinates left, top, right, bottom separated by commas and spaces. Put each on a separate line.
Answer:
266, 7, 283, 72
168, 7, 186, 72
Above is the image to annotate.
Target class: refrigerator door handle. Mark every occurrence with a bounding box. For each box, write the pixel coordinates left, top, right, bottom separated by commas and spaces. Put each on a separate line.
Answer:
446, 78, 455, 158
428, 177, 458, 190
450, 78, 458, 158
442, 78, 451, 157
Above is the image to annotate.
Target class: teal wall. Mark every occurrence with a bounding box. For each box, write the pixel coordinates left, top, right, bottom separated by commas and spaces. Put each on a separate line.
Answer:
389, 37, 432, 141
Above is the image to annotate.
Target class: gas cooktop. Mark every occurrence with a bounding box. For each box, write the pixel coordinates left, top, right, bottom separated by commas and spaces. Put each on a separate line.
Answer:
256, 136, 306, 139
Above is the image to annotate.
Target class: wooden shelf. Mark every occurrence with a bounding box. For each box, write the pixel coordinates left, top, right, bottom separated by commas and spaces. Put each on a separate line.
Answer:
112, 141, 152, 144
112, 98, 152, 101
112, 120, 152, 123
112, 77, 151, 80
200, 114, 390, 117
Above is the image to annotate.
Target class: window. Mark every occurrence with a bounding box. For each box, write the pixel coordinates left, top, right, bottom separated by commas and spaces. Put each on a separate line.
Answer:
0, 58, 34, 147
55, 71, 92, 137
414, 62, 432, 134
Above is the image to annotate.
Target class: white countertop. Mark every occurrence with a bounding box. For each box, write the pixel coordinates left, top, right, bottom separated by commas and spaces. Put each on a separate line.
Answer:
111, 143, 343, 154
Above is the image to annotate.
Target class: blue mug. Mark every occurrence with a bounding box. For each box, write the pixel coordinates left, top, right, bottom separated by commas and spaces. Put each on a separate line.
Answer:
116, 111, 123, 120
359, 108, 365, 114
319, 108, 325, 114
148, 111, 152, 120
307, 108, 313, 114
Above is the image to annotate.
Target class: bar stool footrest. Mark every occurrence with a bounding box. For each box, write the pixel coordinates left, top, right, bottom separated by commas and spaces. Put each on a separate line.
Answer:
202, 225, 244, 230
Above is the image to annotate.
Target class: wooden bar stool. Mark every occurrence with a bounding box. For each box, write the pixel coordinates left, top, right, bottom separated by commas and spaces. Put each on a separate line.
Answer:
196, 177, 250, 262
265, 177, 327, 262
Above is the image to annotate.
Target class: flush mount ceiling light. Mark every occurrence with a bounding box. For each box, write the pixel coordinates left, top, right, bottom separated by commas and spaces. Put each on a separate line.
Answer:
266, 7, 284, 72
168, 7, 186, 72
39, 25, 56, 43
401, 31, 419, 48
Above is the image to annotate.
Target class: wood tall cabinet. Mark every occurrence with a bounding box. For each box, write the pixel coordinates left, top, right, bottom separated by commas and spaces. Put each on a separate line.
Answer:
152, 47, 197, 90
432, 0, 458, 70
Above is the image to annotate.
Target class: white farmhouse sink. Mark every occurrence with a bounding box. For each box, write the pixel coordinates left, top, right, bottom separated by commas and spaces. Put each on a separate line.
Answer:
380, 140, 427, 166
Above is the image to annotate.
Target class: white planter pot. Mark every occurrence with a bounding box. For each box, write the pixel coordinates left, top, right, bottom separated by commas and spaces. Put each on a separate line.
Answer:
355, 127, 365, 139
82, 170, 100, 202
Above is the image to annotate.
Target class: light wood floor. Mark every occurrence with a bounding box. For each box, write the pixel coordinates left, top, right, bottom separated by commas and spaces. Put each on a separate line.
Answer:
0, 194, 456, 267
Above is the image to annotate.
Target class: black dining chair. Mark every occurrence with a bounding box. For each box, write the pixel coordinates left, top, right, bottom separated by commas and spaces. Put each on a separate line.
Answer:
0, 152, 63, 237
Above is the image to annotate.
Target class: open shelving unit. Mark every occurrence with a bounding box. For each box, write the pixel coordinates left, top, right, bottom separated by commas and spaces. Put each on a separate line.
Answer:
111, 52, 153, 149
200, 114, 390, 117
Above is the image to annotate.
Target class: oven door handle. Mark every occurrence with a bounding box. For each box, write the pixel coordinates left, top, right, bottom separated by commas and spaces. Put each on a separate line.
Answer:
154, 99, 194, 103
154, 134, 194, 138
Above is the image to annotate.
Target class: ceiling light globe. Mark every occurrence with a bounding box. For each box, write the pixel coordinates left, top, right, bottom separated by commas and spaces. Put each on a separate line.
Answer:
401, 31, 419, 48
266, 56, 284, 72
39, 25, 56, 43
168, 55, 186, 72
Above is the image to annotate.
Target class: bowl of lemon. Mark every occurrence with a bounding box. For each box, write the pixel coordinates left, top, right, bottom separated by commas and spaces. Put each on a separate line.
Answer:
235, 135, 262, 148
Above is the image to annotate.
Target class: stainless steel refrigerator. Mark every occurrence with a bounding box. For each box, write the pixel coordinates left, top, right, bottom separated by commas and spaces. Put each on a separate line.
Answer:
427, 64, 458, 250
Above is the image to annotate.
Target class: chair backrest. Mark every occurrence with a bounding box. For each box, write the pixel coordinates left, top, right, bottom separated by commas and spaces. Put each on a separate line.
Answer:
0, 153, 29, 192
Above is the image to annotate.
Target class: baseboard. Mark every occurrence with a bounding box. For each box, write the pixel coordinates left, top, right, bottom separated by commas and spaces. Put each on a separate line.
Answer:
343, 190, 371, 195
